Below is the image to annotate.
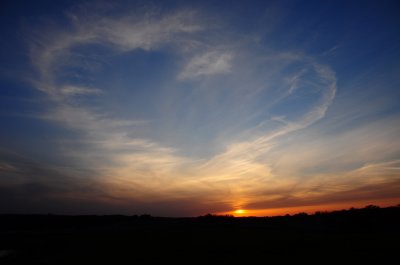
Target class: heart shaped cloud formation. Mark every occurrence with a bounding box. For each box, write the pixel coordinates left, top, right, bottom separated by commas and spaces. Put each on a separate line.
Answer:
1, 2, 399, 216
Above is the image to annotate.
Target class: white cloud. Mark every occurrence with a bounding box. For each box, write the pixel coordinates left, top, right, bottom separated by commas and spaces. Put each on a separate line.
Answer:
30, 14, 339, 206
29, 5, 400, 215
60, 85, 102, 96
99, 11, 202, 51
178, 51, 233, 80
29, 9, 202, 98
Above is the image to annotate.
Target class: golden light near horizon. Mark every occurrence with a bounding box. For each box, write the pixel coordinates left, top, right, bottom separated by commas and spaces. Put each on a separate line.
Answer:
234, 209, 247, 215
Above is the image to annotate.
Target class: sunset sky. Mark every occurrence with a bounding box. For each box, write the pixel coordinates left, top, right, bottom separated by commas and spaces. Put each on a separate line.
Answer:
0, 0, 399, 216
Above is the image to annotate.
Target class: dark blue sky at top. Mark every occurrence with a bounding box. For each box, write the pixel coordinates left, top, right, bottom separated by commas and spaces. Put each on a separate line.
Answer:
1, 0, 399, 108
0, 0, 399, 215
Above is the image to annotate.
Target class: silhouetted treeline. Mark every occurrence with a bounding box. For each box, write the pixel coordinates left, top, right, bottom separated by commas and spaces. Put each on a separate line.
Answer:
0, 205, 399, 264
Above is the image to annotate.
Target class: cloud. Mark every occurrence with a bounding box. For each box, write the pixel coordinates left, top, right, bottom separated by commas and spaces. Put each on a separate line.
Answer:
7, 3, 398, 216
60, 85, 102, 96
24, 5, 340, 214
246, 178, 400, 211
26, 6, 205, 170
177, 51, 233, 80
29, 8, 203, 98
94, 10, 202, 51
237, 116, 400, 211
270, 114, 400, 177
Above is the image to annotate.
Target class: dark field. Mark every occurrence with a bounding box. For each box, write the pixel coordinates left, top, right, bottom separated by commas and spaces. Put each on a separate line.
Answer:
0, 205, 399, 264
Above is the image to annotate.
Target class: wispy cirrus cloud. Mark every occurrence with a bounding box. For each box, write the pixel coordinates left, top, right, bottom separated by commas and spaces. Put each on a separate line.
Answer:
19, 5, 340, 213
59, 85, 102, 96
29, 7, 202, 97
178, 51, 233, 80
1, 2, 398, 216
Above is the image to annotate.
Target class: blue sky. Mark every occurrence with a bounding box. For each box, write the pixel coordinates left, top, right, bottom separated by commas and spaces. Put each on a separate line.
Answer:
0, 0, 399, 216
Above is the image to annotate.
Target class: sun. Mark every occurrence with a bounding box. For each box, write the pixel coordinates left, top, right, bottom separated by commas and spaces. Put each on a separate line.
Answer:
234, 209, 247, 215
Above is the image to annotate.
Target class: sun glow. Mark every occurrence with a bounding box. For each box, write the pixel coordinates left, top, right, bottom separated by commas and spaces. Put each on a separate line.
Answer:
234, 209, 247, 215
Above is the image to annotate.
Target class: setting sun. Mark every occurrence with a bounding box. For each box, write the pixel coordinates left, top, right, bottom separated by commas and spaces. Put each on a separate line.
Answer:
234, 209, 247, 215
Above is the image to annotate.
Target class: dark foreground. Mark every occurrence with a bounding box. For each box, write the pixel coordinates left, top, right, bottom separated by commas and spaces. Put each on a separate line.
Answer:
0, 205, 399, 264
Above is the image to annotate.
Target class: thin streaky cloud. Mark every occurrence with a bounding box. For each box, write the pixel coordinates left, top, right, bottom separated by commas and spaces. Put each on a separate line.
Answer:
178, 51, 233, 80
26, 7, 339, 209
0, 2, 399, 216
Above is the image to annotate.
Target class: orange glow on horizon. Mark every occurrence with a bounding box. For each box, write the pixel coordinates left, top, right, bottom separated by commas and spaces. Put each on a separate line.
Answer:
234, 209, 247, 216
217, 198, 400, 217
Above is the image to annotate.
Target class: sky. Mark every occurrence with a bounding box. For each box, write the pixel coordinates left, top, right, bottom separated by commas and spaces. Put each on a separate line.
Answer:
0, 0, 399, 217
